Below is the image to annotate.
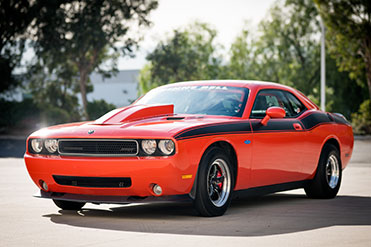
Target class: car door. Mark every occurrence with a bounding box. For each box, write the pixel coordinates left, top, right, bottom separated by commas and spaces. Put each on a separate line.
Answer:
250, 89, 308, 187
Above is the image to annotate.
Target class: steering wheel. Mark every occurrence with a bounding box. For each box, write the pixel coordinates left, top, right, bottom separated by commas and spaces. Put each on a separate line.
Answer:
223, 98, 242, 115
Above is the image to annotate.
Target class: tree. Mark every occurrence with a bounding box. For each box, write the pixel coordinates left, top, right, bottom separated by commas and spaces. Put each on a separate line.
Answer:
228, 0, 366, 118
32, 0, 158, 119
227, 25, 259, 80
228, 0, 321, 97
257, 0, 321, 94
0, 0, 53, 93
139, 22, 224, 94
314, 0, 371, 100
27, 54, 81, 124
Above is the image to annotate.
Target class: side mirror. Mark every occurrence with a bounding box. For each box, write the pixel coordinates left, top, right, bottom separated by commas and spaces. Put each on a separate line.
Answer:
261, 107, 286, 126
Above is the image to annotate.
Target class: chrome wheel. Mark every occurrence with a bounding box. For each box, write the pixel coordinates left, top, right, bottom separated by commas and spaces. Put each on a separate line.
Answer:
207, 158, 231, 207
325, 154, 340, 189
305, 143, 342, 199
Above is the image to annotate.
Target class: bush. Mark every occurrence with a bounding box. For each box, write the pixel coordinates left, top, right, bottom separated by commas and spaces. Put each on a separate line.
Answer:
351, 99, 371, 135
40, 106, 74, 125
87, 99, 116, 120
0, 98, 41, 132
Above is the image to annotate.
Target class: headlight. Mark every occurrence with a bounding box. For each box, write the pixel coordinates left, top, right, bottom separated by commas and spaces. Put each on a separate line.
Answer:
45, 139, 58, 153
141, 139, 157, 155
158, 140, 175, 155
31, 139, 43, 153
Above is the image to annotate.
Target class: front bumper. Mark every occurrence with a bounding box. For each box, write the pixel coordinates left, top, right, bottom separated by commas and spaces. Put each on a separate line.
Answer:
24, 152, 197, 197
34, 190, 192, 204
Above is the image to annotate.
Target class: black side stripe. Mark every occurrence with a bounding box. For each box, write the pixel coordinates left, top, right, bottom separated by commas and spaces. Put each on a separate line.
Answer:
250, 119, 303, 132
174, 122, 251, 140
331, 113, 350, 125
300, 112, 333, 130
174, 112, 347, 140
174, 120, 302, 140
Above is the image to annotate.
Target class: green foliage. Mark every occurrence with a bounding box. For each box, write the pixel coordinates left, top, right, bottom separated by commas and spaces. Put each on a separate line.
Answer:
228, 25, 258, 80
227, 0, 366, 119
1, 0, 157, 130
31, 0, 158, 118
0, 98, 40, 132
40, 106, 74, 126
352, 100, 371, 135
138, 64, 156, 95
0, 1, 72, 93
325, 57, 368, 119
228, 0, 321, 94
315, 0, 371, 100
87, 99, 116, 120
26, 55, 82, 125
0, 0, 41, 93
139, 22, 224, 94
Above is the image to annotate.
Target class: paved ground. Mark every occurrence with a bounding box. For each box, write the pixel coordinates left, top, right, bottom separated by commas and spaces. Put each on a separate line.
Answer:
0, 140, 370, 247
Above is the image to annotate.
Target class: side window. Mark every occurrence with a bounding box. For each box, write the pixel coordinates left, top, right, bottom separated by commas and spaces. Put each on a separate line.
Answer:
283, 91, 306, 116
250, 89, 300, 118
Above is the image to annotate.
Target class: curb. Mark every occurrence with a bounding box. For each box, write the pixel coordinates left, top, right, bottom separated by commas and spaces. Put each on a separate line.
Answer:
0, 135, 27, 140
354, 135, 371, 140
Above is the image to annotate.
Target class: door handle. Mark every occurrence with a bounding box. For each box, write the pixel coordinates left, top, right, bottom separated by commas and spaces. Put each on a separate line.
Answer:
293, 123, 303, 131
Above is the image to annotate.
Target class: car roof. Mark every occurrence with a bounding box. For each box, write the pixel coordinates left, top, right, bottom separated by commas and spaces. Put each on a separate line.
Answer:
159, 80, 289, 90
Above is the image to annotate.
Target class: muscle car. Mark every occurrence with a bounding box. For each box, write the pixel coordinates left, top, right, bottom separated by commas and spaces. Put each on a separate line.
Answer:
24, 80, 354, 216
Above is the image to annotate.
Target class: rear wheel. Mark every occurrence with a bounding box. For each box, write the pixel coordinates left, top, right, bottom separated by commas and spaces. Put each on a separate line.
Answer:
53, 199, 86, 210
194, 147, 234, 217
305, 143, 342, 199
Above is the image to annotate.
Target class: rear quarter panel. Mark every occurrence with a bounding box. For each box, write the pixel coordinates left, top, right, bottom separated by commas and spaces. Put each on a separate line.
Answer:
301, 114, 353, 178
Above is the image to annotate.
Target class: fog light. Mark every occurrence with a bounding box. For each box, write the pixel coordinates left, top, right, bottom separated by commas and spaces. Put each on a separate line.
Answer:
40, 180, 48, 191
152, 184, 162, 195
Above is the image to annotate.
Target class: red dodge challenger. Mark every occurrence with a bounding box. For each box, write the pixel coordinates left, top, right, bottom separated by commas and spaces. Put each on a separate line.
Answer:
24, 80, 354, 216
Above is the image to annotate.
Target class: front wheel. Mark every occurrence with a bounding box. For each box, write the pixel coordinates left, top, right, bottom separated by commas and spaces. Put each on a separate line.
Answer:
305, 143, 342, 199
53, 199, 86, 210
194, 147, 234, 217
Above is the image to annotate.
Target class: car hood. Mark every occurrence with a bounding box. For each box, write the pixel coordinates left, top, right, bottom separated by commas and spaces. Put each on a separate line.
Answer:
29, 104, 237, 140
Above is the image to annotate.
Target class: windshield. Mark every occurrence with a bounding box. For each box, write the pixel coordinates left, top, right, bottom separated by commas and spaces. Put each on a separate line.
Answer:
135, 85, 249, 117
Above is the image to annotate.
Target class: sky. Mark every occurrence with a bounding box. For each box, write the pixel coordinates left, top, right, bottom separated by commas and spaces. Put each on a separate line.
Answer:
118, 0, 277, 70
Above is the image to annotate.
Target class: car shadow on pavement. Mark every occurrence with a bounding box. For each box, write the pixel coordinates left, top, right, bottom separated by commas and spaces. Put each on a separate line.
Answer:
43, 193, 371, 236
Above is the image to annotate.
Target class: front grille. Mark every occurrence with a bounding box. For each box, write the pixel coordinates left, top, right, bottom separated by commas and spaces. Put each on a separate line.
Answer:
53, 175, 132, 188
58, 139, 138, 156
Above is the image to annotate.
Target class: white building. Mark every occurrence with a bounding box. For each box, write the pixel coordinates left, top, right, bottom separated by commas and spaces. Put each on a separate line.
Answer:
88, 70, 139, 107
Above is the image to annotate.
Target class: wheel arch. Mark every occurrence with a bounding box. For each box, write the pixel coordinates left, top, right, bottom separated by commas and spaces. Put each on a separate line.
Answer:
322, 136, 341, 156
189, 140, 238, 200
320, 136, 342, 166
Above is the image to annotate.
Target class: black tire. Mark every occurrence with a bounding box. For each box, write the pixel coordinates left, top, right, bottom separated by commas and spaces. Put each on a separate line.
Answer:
193, 147, 234, 217
53, 199, 86, 210
305, 143, 342, 199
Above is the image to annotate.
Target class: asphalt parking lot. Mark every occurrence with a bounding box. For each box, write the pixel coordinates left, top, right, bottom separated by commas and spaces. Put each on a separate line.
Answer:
0, 139, 370, 247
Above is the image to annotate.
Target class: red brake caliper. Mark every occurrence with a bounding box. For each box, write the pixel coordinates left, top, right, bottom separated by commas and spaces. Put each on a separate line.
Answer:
217, 170, 222, 189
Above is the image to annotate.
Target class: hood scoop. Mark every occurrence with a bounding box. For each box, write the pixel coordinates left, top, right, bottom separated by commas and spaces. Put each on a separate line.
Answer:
94, 104, 174, 125
166, 116, 185, 121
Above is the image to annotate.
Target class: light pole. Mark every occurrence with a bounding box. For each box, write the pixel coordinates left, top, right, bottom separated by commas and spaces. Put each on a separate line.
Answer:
320, 18, 326, 111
